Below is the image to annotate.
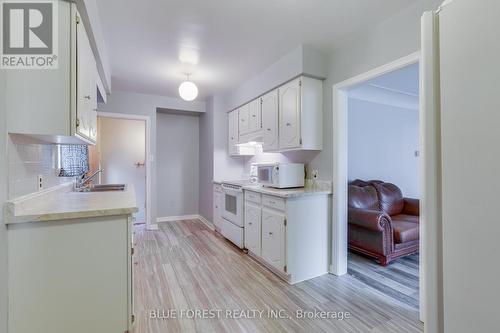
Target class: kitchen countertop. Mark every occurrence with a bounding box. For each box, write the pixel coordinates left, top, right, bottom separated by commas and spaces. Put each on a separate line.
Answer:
4, 183, 138, 224
242, 183, 332, 198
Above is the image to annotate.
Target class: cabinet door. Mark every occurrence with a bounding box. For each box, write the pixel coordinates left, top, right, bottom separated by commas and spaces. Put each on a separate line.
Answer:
262, 89, 279, 151
279, 78, 301, 149
261, 208, 286, 272
213, 191, 222, 231
248, 99, 262, 133
239, 104, 250, 135
228, 110, 239, 155
88, 63, 98, 142
76, 11, 93, 140
245, 202, 262, 256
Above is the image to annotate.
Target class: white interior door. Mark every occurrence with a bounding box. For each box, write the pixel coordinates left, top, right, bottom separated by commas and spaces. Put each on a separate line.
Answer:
98, 117, 146, 223
438, 1, 500, 332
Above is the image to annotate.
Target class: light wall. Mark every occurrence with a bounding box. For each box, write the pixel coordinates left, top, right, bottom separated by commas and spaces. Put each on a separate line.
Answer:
157, 112, 199, 218
348, 98, 420, 198
198, 97, 215, 221
98, 90, 205, 227
0, 68, 8, 333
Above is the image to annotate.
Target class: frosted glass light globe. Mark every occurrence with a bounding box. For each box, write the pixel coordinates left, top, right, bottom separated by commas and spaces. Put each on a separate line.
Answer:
178, 80, 198, 101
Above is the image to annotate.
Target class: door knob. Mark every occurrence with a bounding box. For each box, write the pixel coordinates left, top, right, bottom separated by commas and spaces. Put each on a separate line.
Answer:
135, 162, 145, 167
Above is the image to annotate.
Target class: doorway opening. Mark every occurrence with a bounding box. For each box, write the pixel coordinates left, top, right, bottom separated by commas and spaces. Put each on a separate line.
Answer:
331, 52, 424, 320
92, 112, 151, 225
347, 62, 420, 311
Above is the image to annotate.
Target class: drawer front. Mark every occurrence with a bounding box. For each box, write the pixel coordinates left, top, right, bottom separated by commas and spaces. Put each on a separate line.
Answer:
213, 184, 222, 193
262, 195, 285, 211
245, 191, 262, 204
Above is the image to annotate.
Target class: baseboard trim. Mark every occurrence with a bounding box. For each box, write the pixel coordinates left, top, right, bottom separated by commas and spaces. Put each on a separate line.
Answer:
156, 215, 199, 223
156, 214, 215, 231
197, 215, 216, 231
146, 223, 159, 230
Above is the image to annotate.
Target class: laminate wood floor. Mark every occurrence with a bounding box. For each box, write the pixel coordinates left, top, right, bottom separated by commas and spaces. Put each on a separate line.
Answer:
132, 220, 423, 333
348, 252, 420, 310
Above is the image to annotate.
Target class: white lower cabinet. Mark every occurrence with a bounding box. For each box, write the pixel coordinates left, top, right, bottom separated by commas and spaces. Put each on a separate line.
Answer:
243, 190, 330, 284
8, 214, 134, 333
261, 207, 286, 271
244, 202, 262, 256
213, 184, 224, 232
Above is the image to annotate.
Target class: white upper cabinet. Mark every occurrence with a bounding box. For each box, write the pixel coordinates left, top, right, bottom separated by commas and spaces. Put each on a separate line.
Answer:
248, 99, 262, 134
228, 109, 239, 156
279, 76, 323, 151
5, 2, 102, 145
279, 78, 301, 149
74, 8, 99, 144
238, 103, 250, 135
229, 76, 323, 154
262, 89, 279, 152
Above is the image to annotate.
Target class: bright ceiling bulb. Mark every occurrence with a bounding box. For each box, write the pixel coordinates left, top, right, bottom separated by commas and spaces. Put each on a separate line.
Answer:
178, 79, 198, 101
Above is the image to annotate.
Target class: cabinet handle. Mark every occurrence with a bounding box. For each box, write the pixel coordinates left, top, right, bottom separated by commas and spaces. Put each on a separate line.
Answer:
84, 95, 91, 100
267, 128, 271, 131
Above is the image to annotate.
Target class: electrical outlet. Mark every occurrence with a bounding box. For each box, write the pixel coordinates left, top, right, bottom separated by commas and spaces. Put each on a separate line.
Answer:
37, 175, 43, 190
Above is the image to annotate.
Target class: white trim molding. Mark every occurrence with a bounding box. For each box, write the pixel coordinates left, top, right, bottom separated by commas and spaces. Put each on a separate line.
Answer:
331, 51, 427, 317
157, 215, 215, 231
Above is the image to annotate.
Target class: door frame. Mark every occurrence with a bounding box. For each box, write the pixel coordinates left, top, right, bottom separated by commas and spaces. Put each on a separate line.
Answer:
97, 111, 152, 227
331, 51, 433, 321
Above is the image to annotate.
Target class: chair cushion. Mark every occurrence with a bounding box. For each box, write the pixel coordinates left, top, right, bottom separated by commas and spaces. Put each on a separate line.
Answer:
392, 220, 419, 243
392, 214, 419, 224
348, 185, 379, 210
373, 182, 404, 216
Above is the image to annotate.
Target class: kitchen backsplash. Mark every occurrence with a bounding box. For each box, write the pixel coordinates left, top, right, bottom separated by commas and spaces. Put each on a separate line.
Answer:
8, 139, 73, 199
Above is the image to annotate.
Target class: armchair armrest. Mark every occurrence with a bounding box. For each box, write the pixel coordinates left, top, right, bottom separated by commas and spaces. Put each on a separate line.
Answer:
403, 198, 420, 216
348, 208, 392, 232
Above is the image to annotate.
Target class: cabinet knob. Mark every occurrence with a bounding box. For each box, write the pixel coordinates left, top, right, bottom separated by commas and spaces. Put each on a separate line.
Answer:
249, 222, 252, 225
267, 128, 271, 131
241, 119, 245, 122
286, 122, 291, 126
84, 95, 91, 100
252, 114, 256, 118
269, 232, 273, 235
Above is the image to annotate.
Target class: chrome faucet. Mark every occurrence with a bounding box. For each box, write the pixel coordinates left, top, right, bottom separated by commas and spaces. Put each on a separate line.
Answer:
75, 169, 103, 190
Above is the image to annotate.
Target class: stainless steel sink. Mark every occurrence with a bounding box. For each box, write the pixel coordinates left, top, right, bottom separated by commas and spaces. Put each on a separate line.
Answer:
76, 184, 127, 192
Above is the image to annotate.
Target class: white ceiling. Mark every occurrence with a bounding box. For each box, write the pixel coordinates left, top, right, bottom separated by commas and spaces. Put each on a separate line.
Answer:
349, 63, 420, 110
96, 0, 417, 100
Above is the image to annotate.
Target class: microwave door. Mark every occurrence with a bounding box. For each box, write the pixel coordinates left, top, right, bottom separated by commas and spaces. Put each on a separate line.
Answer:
258, 166, 273, 185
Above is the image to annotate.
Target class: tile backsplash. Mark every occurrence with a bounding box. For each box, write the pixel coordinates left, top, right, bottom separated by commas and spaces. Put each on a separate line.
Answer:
8, 139, 73, 199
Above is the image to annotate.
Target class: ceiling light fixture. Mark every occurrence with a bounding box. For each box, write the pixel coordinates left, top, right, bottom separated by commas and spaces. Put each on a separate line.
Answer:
178, 74, 198, 101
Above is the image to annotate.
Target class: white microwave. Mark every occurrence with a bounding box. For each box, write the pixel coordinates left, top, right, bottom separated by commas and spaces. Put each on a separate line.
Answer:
257, 163, 305, 188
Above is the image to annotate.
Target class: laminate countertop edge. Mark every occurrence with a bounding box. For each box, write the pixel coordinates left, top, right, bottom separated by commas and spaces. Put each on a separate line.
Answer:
242, 185, 332, 198
4, 183, 138, 225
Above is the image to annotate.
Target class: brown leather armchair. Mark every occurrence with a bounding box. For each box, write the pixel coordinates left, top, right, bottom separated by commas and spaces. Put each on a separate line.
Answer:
348, 180, 419, 266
